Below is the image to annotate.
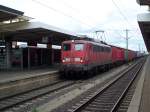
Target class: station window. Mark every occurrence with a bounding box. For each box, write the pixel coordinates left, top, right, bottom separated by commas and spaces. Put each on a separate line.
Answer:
63, 44, 71, 51
75, 43, 84, 51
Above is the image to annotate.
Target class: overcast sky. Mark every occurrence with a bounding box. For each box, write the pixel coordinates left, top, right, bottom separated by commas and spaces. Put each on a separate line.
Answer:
0, 0, 148, 52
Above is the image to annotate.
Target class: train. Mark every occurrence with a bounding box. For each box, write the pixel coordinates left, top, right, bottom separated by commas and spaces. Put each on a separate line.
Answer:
59, 38, 142, 78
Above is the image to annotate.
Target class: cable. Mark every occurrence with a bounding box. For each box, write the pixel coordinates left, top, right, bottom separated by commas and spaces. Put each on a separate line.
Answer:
112, 0, 146, 51
112, 0, 132, 28
32, 0, 143, 51
58, 0, 107, 32
32, 0, 94, 28
111, 0, 141, 38
59, 0, 93, 21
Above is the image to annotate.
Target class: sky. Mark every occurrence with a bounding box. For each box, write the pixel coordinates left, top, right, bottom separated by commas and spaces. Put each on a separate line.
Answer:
0, 0, 148, 52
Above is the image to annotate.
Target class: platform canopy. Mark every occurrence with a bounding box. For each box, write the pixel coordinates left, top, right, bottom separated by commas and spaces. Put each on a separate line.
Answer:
138, 13, 150, 51
137, 0, 150, 5
137, 0, 150, 52
0, 5, 77, 45
0, 21, 78, 45
0, 5, 24, 22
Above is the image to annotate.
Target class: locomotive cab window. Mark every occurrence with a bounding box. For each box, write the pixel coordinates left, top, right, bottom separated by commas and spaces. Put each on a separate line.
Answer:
75, 43, 84, 51
63, 44, 71, 51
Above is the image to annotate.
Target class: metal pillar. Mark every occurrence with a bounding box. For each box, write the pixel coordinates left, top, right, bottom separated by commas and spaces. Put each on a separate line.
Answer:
27, 41, 37, 69
6, 41, 12, 69
125, 29, 129, 61
21, 48, 23, 70
47, 44, 53, 65
51, 49, 54, 65
40, 49, 43, 65
28, 47, 30, 70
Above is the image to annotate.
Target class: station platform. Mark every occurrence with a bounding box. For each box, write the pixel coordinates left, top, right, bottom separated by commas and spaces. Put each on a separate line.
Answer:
0, 66, 58, 84
127, 55, 150, 112
139, 55, 150, 112
0, 66, 59, 99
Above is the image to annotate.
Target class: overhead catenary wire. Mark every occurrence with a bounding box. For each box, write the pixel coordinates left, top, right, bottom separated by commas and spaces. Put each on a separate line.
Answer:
32, 0, 94, 28
58, 0, 95, 23
111, 0, 140, 37
112, 0, 133, 28
111, 0, 144, 51
32, 0, 109, 43
59, 0, 137, 37
33, 0, 136, 40
33, 0, 140, 35
32, 0, 144, 51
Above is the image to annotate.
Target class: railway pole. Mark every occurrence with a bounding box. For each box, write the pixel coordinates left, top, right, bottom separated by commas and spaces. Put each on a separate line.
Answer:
125, 29, 129, 61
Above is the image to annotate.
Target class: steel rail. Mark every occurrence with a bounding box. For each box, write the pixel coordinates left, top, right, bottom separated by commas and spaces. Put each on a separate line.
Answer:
0, 80, 75, 111
110, 61, 144, 112
69, 58, 145, 112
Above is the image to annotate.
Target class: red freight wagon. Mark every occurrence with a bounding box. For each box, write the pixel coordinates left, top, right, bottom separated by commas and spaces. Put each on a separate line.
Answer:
124, 49, 136, 61
128, 50, 136, 61
111, 46, 125, 63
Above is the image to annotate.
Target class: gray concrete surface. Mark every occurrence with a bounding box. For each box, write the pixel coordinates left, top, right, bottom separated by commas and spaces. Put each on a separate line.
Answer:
0, 68, 57, 83
139, 56, 150, 112
37, 64, 129, 112
127, 56, 149, 112
0, 67, 58, 99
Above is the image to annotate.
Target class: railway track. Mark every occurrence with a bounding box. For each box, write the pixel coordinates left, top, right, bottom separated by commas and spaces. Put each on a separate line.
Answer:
0, 79, 76, 111
115, 61, 143, 112
0, 63, 130, 112
66, 58, 145, 112
0, 58, 145, 112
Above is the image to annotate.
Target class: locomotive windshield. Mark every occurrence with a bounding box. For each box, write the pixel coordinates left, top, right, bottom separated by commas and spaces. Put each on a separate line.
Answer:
63, 44, 71, 51
75, 43, 84, 51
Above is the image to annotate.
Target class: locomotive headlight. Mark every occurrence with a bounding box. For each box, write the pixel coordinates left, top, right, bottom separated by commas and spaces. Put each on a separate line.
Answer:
80, 59, 83, 63
62, 59, 65, 62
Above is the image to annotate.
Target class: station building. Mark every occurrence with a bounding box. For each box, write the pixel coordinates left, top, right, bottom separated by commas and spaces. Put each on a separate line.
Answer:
0, 5, 77, 70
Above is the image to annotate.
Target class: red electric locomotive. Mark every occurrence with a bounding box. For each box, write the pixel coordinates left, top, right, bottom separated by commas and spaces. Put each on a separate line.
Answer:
60, 39, 112, 77
60, 38, 139, 78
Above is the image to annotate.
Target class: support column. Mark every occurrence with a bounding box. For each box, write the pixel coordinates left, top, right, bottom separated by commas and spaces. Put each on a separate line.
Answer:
40, 49, 43, 65
51, 49, 54, 65
21, 48, 23, 70
28, 47, 30, 70
27, 41, 37, 69
6, 41, 12, 69
47, 44, 54, 65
